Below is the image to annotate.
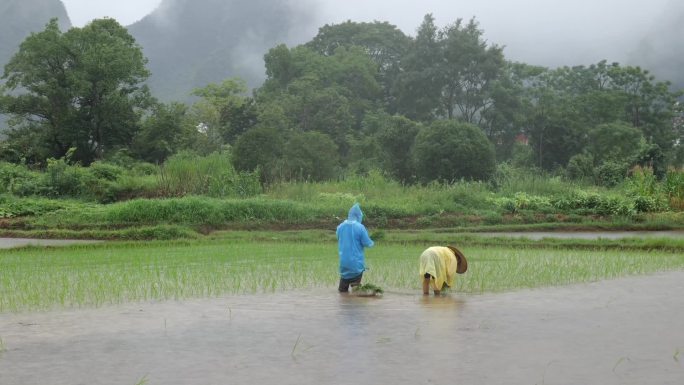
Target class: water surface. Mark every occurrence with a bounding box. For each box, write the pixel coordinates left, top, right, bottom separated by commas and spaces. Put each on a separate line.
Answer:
0, 238, 102, 249
471, 230, 684, 240
1, 271, 683, 384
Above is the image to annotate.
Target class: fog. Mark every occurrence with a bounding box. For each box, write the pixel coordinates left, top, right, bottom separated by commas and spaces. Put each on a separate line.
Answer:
314, 0, 675, 69
57, 0, 683, 90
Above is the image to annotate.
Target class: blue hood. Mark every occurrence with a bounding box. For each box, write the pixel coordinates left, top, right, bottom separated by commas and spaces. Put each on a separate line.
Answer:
347, 203, 363, 223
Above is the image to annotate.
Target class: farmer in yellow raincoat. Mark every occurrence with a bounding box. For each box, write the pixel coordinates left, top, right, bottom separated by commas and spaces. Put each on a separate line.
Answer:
419, 245, 467, 295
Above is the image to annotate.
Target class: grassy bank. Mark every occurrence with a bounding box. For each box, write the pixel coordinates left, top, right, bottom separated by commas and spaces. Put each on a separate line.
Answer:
1, 161, 683, 237
2, 194, 683, 240
2, 237, 683, 312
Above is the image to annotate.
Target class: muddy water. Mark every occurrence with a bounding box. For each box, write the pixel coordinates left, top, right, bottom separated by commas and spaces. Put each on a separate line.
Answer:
472, 230, 684, 240
2, 272, 683, 385
0, 238, 102, 249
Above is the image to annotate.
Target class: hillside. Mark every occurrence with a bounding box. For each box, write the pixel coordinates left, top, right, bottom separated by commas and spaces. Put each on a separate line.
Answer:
0, 0, 71, 71
128, 0, 317, 101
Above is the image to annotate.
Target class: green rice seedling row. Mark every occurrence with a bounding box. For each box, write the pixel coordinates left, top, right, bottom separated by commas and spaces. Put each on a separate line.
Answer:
1, 239, 683, 312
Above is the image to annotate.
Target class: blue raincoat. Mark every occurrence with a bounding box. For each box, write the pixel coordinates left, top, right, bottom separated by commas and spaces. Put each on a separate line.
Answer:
336, 203, 374, 279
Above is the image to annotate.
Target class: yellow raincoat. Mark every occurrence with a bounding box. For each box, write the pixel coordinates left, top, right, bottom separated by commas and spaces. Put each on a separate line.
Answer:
419, 246, 457, 290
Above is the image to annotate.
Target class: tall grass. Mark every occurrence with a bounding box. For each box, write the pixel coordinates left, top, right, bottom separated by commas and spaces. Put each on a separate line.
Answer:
2, 238, 683, 312
159, 152, 260, 198
268, 170, 494, 217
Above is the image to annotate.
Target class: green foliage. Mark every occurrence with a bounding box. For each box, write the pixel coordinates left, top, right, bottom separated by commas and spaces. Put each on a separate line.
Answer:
259, 44, 381, 158
413, 120, 496, 182
132, 102, 194, 163
189, 78, 257, 145
282, 131, 339, 181
88, 161, 125, 181
231, 126, 283, 185
1, 18, 151, 164
509, 142, 536, 169
596, 161, 629, 187
664, 168, 684, 210
160, 152, 261, 198
364, 113, 420, 182
102, 197, 315, 226
43, 156, 90, 198
549, 190, 634, 216
0, 162, 42, 195
566, 153, 596, 181
3, 238, 684, 311
588, 122, 643, 163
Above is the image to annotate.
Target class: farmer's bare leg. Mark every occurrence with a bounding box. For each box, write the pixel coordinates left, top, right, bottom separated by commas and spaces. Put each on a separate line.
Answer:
422, 277, 430, 295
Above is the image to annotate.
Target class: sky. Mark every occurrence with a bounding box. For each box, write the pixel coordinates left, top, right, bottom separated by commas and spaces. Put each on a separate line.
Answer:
60, 0, 674, 68
60, 0, 162, 27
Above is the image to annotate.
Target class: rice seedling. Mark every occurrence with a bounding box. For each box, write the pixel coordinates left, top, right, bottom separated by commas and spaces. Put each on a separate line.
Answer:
291, 333, 302, 359
1, 237, 684, 312
353, 283, 384, 296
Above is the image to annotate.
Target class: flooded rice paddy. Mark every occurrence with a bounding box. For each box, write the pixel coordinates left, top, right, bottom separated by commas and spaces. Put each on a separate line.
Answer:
0, 238, 102, 249
472, 230, 684, 240
1, 271, 683, 385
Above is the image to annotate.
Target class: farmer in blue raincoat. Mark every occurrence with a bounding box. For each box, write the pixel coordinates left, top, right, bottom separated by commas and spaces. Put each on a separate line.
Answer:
336, 203, 374, 292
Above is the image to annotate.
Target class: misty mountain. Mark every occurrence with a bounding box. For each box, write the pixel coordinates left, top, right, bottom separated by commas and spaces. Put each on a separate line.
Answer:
0, 0, 71, 134
0, 0, 71, 71
128, 0, 318, 101
630, 1, 684, 90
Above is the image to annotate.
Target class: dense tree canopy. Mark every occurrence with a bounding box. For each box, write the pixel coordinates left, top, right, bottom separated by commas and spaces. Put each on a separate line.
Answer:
1, 13, 682, 185
1, 18, 151, 164
413, 120, 496, 182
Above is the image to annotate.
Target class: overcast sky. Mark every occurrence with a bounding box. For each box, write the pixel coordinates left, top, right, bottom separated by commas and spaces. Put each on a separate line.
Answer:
60, 0, 674, 68
60, 0, 162, 27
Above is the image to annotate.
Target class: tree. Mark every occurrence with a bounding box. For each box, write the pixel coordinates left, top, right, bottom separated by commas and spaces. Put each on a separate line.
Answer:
1, 18, 151, 164
394, 14, 443, 121
362, 112, 420, 182
588, 122, 644, 164
258, 44, 381, 162
282, 131, 339, 181
413, 120, 495, 182
439, 18, 505, 123
231, 126, 283, 185
132, 102, 195, 163
306, 20, 410, 111
190, 78, 257, 145
395, 16, 506, 125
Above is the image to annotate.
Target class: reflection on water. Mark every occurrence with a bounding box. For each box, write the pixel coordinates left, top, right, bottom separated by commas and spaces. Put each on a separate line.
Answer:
471, 230, 684, 240
1, 271, 683, 384
0, 238, 102, 249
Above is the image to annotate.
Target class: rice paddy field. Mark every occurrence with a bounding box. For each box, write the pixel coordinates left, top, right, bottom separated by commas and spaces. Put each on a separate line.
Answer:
2, 234, 684, 313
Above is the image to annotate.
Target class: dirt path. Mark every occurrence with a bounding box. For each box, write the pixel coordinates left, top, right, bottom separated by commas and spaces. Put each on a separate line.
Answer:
1, 271, 683, 385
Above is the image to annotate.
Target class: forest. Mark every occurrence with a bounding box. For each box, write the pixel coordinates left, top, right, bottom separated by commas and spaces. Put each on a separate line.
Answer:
0, 16, 683, 235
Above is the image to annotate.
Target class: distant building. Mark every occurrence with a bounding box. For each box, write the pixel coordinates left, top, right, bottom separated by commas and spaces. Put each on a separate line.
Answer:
515, 133, 529, 145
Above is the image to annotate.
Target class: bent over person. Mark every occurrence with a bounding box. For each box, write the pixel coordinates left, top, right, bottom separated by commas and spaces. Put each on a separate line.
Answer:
419, 245, 468, 295
336, 203, 374, 292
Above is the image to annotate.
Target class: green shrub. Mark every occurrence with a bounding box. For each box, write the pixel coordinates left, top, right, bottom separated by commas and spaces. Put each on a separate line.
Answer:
131, 162, 158, 176
43, 158, 91, 198
88, 161, 125, 181
413, 120, 496, 182
102, 197, 316, 226
596, 161, 628, 187
0, 162, 43, 196
566, 153, 595, 180
159, 152, 261, 198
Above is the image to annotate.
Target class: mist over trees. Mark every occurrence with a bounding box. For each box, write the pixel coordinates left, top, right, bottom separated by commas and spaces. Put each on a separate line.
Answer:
1, 10, 683, 186
0, 0, 71, 71
127, 0, 317, 101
